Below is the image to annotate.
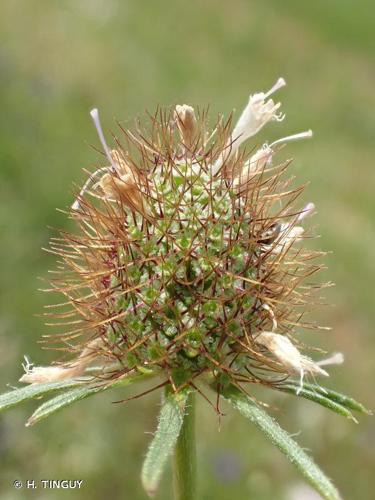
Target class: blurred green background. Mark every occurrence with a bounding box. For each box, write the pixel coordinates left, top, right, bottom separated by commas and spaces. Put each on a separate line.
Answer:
0, 1, 374, 499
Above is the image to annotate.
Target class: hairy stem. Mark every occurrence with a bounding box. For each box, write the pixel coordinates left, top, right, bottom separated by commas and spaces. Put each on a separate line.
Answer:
172, 392, 196, 500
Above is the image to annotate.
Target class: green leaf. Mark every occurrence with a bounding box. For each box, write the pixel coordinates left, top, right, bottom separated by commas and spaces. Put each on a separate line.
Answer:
281, 381, 372, 415
276, 384, 358, 422
223, 384, 342, 500
26, 385, 104, 427
0, 379, 85, 413
26, 372, 151, 427
141, 389, 189, 498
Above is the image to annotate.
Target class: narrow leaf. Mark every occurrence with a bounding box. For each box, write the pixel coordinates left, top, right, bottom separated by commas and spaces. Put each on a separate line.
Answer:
276, 384, 358, 422
0, 379, 85, 413
141, 390, 189, 497
282, 381, 372, 415
223, 384, 341, 500
26, 372, 151, 427
26, 385, 104, 427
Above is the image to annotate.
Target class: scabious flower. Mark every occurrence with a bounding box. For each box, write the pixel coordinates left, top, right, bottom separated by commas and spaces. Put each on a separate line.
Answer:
1, 78, 368, 500
213, 77, 286, 175
231, 77, 286, 141
22, 77, 341, 394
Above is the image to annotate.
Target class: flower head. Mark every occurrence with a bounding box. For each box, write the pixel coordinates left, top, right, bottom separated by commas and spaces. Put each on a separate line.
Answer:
6, 80, 370, 500
23, 79, 339, 404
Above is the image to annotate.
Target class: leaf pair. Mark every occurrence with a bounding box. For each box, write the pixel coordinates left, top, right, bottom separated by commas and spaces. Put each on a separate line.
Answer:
0, 375, 370, 500
0, 372, 152, 426
222, 384, 342, 500
141, 383, 344, 499
276, 380, 371, 423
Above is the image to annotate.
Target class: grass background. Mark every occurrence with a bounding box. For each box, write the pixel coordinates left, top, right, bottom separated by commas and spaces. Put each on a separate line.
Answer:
0, 1, 374, 498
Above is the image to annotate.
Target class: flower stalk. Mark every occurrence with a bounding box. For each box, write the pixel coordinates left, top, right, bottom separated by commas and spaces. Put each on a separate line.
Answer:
173, 391, 196, 500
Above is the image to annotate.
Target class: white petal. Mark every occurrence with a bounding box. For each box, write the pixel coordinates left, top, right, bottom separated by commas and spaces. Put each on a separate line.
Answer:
231, 98, 282, 146
301, 357, 329, 377
255, 331, 303, 373
285, 226, 305, 240
246, 144, 273, 172
213, 78, 286, 176
269, 226, 304, 254
232, 77, 286, 145
19, 365, 80, 384
255, 331, 330, 394
233, 145, 273, 188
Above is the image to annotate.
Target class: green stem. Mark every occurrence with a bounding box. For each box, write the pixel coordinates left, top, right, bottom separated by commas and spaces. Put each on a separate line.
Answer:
172, 391, 196, 500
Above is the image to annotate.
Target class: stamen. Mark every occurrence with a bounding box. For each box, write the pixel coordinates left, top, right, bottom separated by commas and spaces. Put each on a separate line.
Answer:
71, 167, 110, 210
317, 352, 344, 367
72, 108, 118, 210
90, 108, 117, 171
22, 355, 33, 374
297, 368, 305, 395
270, 129, 313, 148
264, 77, 286, 98
262, 303, 278, 331
297, 202, 315, 221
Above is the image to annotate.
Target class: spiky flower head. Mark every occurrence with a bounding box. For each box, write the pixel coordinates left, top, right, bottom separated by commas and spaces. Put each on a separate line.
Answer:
22, 78, 342, 399
4, 78, 370, 500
